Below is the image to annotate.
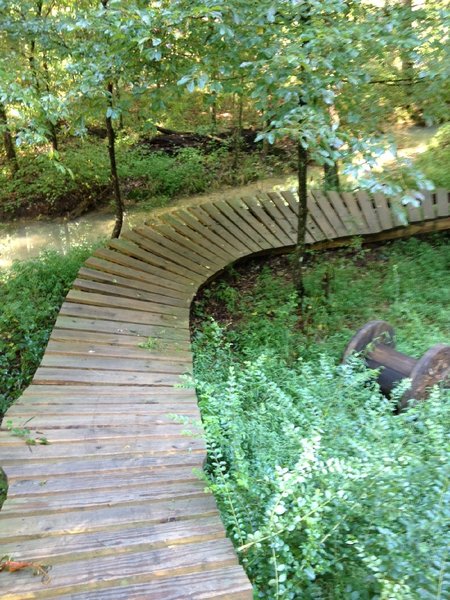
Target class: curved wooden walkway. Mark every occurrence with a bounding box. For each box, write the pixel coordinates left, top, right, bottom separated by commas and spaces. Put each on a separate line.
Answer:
1, 189, 449, 599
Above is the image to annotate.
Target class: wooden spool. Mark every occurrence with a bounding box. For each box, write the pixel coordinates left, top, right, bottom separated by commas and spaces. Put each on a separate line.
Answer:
342, 320, 450, 410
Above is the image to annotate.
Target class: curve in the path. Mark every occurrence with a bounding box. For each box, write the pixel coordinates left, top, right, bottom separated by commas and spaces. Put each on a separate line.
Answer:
1, 189, 449, 599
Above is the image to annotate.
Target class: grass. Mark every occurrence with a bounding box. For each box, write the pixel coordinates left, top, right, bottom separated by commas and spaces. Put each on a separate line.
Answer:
191, 234, 450, 599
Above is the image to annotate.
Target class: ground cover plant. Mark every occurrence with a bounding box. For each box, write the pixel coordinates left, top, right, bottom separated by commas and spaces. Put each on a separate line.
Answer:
0, 243, 99, 420
191, 235, 450, 599
0, 137, 289, 221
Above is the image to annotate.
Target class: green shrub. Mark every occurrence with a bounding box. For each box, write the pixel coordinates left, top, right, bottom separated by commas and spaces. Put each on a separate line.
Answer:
415, 123, 450, 189
193, 323, 449, 599
192, 236, 450, 599
0, 244, 98, 417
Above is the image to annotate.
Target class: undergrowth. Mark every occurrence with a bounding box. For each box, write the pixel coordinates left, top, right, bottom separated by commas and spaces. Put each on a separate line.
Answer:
192, 235, 450, 599
0, 137, 289, 220
0, 243, 99, 419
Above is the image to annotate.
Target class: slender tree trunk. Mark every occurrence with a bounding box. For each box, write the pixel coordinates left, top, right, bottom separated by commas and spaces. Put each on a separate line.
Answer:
210, 92, 217, 132
0, 103, 19, 177
105, 82, 124, 239
323, 162, 340, 190
231, 91, 244, 182
294, 142, 308, 299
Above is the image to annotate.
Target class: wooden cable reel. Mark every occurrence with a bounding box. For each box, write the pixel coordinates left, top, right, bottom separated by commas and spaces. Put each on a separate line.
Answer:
342, 320, 450, 410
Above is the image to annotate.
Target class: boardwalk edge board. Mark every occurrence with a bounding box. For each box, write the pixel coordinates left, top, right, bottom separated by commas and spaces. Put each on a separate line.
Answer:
1, 189, 449, 599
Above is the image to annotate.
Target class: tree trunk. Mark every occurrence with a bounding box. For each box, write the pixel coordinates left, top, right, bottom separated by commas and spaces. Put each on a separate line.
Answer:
323, 161, 340, 190
293, 142, 308, 299
210, 92, 217, 132
0, 103, 19, 177
105, 82, 124, 239
231, 92, 244, 182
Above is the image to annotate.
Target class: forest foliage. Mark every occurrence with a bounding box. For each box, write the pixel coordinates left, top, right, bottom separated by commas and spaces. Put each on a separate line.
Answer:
0, 0, 448, 232
192, 236, 450, 599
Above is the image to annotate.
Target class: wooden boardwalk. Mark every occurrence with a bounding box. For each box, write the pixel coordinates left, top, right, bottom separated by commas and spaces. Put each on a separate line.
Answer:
1, 189, 449, 599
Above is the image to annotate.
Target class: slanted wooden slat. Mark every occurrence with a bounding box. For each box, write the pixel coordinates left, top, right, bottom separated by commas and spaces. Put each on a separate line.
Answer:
421, 191, 436, 220
435, 188, 449, 218
356, 191, 382, 233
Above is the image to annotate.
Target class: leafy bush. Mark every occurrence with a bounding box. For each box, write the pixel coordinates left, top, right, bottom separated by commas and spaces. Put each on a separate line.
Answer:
193, 323, 449, 599
192, 236, 450, 599
415, 123, 450, 189
0, 244, 98, 417
0, 136, 289, 219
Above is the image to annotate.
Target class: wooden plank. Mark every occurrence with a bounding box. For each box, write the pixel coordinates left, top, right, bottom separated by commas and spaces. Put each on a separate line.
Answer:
306, 195, 336, 239
5, 402, 197, 417
405, 196, 423, 224
92, 248, 196, 291
6, 466, 203, 496
256, 193, 296, 242
278, 190, 315, 244
164, 211, 241, 260
356, 191, 382, 233
435, 188, 449, 218
0, 496, 219, 541
215, 199, 269, 250
201, 201, 259, 253
4, 409, 200, 430
133, 223, 224, 270
49, 327, 191, 351
0, 539, 241, 597
2, 452, 205, 481
1, 436, 204, 465
53, 316, 190, 341
44, 340, 192, 362
109, 238, 205, 283
55, 568, 253, 600
11, 384, 195, 402
187, 205, 251, 255
84, 256, 191, 297
0, 426, 201, 449
122, 229, 212, 277
66, 290, 188, 319
373, 192, 395, 230
152, 220, 231, 265
421, 191, 436, 220
1, 437, 204, 464
310, 190, 348, 238
76, 266, 189, 305
0, 515, 225, 562
73, 276, 189, 308
267, 191, 297, 226
227, 197, 281, 248
59, 303, 188, 329
32, 367, 184, 387
241, 195, 290, 246
342, 192, 371, 233
40, 354, 191, 374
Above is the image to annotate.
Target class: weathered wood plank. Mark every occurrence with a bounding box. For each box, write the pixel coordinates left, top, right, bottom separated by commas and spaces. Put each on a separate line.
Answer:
44, 339, 192, 362
6, 466, 202, 497
66, 289, 187, 319
0, 539, 242, 598
55, 567, 253, 600
0, 515, 225, 562
3, 452, 205, 481
53, 316, 190, 341
0, 497, 219, 541
73, 275, 189, 308
123, 228, 213, 276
